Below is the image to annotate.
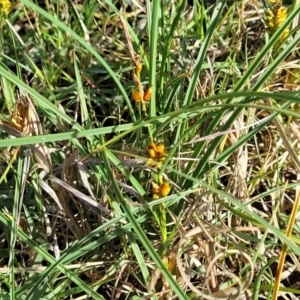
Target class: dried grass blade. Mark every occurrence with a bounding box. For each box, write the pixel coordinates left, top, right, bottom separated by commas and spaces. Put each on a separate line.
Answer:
52, 232, 60, 259
49, 176, 112, 217
38, 176, 84, 238
275, 120, 300, 171
272, 183, 300, 299
38, 179, 64, 211
75, 155, 96, 200
0, 120, 24, 137
116, 180, 144, 202
30, 143, 53, 174
0, 91, 53, 174
43, 206, 52, 236
120, 8, 137, 66
21, 91, 43, 136
17, 148, 31, 227
22, 92, 53, 174
0, 146, 20, 184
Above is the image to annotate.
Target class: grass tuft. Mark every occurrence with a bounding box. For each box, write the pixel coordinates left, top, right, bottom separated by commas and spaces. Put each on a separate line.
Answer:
1, 0, 300, 299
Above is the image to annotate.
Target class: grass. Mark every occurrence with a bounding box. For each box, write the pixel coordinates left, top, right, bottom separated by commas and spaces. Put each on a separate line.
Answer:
1, 0, 300, 299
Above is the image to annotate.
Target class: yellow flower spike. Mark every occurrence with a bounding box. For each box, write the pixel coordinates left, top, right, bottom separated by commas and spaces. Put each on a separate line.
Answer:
0, 0, 11, 16
143, 87, 152, 101
149, 143, 154, 148
274, 0, 282, 8
148, 149, 156, 158
132, 89, 143, 103
135, 63, 142, 75
275, 7, 288, 25
146, 158, 154, 167
160, 182, 171, 197
156, 144, 166, 157
264, 3, 289, 47
148, 141, 157, 151
267, 0, 282, 8
152, 182, 160, 194
146, 158, 163, 169
151, 181, 171, 199
145, 141, 167, 169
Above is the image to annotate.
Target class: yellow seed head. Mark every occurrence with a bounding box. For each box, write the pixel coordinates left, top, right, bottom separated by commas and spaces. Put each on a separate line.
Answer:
264, 5, 289, 46
0, 0, 11, 16
276, 7, 288, 25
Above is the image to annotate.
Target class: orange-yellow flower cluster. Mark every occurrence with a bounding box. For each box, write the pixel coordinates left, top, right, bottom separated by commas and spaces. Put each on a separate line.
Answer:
151, 181, 171, 200
146, 141, 171, 199
265, 0, 289, 45
132, 63, 152, 110
0, 0, 11, 16
132, 87, 152, 103
146, 141, 167, 169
